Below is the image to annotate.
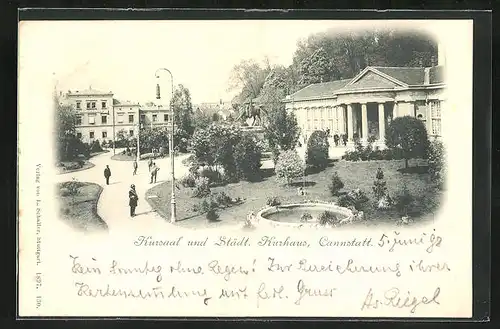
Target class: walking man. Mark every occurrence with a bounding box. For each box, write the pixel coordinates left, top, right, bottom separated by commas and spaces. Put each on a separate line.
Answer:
133, 160, 138, 175
104, 165, 111, 185
129, 184, 138, 217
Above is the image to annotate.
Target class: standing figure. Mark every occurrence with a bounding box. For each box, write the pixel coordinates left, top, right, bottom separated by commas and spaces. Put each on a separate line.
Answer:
148, 158, 153, 171
342, 134, 348, 146
129, 184, 138, 217
104, 165, 111, 185
150, 162, 160, 183
133, 160, 138, 175
333, 133, 339, 147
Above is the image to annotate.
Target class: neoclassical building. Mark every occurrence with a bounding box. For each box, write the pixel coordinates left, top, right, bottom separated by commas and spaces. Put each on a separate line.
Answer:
284, 57, 446, 147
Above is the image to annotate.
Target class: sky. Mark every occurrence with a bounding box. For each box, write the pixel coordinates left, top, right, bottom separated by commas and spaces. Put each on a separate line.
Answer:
19, 20, 443, 105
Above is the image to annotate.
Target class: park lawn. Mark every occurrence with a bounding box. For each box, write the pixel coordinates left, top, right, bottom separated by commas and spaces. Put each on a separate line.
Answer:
146, 158, 443, 229
56, 150, 108, 174
57, 182, 108, 232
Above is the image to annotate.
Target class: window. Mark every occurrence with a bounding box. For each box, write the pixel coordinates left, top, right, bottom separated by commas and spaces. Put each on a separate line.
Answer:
140, 114, 146, 123
164, 114, 169, 122
89, 131, 94, 139
102, 131, 107, 138
129, 115, 134, 123
76, 132, 82, 139
91, 102, 96, 109
152, 114, 158, 122
88, 115, 96, 124
101, 115, 107, 124
86, 102, 91, 109
76, 116, 82, 125
117, 113, 124, 123
129, 130, 134, 136
101, 101, 107, 109
76, 101, 81, 109
430, 101, 442, 136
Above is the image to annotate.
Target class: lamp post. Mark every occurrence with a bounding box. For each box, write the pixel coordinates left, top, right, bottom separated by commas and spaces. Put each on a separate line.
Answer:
155, 68, 176, 223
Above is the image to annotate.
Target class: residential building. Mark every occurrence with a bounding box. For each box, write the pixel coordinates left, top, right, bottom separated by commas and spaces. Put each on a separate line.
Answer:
60, 88, 173, 144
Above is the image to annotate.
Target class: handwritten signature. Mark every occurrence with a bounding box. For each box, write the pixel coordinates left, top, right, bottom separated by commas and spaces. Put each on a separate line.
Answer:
361, 287, 441, 314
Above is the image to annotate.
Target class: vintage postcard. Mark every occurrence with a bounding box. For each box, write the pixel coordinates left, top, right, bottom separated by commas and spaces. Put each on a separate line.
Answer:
18, 18, 474, 318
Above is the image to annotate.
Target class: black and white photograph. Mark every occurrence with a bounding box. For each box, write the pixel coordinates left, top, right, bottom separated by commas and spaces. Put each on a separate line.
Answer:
50, 21, 447, 233
18, 15, 477, 318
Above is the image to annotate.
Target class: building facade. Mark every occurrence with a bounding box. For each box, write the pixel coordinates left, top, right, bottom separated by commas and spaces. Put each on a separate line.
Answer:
60, 88, 173, 144
284, 60, 446, 147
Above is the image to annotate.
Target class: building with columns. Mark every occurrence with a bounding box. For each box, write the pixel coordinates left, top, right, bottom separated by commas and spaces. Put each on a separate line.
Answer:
284, 60, 446, 147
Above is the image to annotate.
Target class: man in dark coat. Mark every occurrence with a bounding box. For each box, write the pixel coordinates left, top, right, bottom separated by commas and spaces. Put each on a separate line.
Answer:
129, 184, 138, 217
104, 165, 111, 185
342, 134, 348, 146
150, 162, 160, 183
333, 133, 339, 147
133, 160, 138, 175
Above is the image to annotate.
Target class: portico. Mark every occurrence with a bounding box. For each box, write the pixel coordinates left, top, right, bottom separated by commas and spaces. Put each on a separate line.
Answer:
284, 64, 446, 148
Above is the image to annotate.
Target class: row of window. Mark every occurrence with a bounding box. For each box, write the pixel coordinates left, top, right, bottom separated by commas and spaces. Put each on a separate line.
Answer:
76, 101, 107, 110
76, 113, 171, 126
79, 129, 135, 140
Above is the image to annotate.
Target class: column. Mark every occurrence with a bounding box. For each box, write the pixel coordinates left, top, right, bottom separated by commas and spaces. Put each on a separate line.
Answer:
393, 101, 399, 118
361, 103, 368, 140
378, 102, 385, 141
347, 104, 353, 141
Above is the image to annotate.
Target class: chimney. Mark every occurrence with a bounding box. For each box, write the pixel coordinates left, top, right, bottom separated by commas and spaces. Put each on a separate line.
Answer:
424, 67, 430, 85
438, 42, 445, 66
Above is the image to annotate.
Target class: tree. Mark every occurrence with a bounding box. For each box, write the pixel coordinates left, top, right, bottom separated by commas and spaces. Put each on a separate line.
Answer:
171, 84, 195, 153
228, 59, 269, 105
306, 130, 329, 171
54, 99, 78, 161
139, 126, 169, 154
372, 167, 388, 201
233, 132, 262, 181
263, 106, 301, 161
190, 123, 242, 177
275, 150, 305, 186
297, 47, 333, 86
385, 116, 430, 169
328, 171, 344, 196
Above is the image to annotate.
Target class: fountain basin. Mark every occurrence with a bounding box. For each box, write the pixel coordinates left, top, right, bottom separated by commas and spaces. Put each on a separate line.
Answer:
256, 202, 354, 228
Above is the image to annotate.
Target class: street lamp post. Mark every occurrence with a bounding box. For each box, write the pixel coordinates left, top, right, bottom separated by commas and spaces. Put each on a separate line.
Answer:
155, 68, 176, 223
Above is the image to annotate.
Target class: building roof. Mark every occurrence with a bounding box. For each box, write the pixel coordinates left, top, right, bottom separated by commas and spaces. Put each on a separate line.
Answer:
113, 99, 140, 106
67, 88, 113, 96
371, 67, 426, 85
288, 79, 351, 100
286, 65, 445, 101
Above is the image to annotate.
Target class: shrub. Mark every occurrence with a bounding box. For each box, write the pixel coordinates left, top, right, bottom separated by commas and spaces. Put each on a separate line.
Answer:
394, 183, 415, 216
385, 116, 430, 169
192, 177, 211, 198
213, 191, 233, 208
318, 211, 338, 226
372, 167, 388, 201
60, 178, 83, 196
427, 140, 446, 188
90, 140, 103, 153
328, 171, 344, 196
266, 196, 281, 207
300, 212, 313, 223
200, 167, 222, 185
180, 173, 197, 188
234, 132, 262, 181
337, 189, 369, 210
306, 130, 329, 171
206, 208, 219, 221
275, 150, 305, 186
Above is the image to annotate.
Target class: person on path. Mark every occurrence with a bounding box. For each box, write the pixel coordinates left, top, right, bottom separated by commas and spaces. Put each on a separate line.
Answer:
129, 184, 138, 217
104, 165, 111, 185
342, 134, 348, 146
133, 160, 138, 175
150, 162, 160, 183
334, 133, 339, 147
148, 158, 153, 171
